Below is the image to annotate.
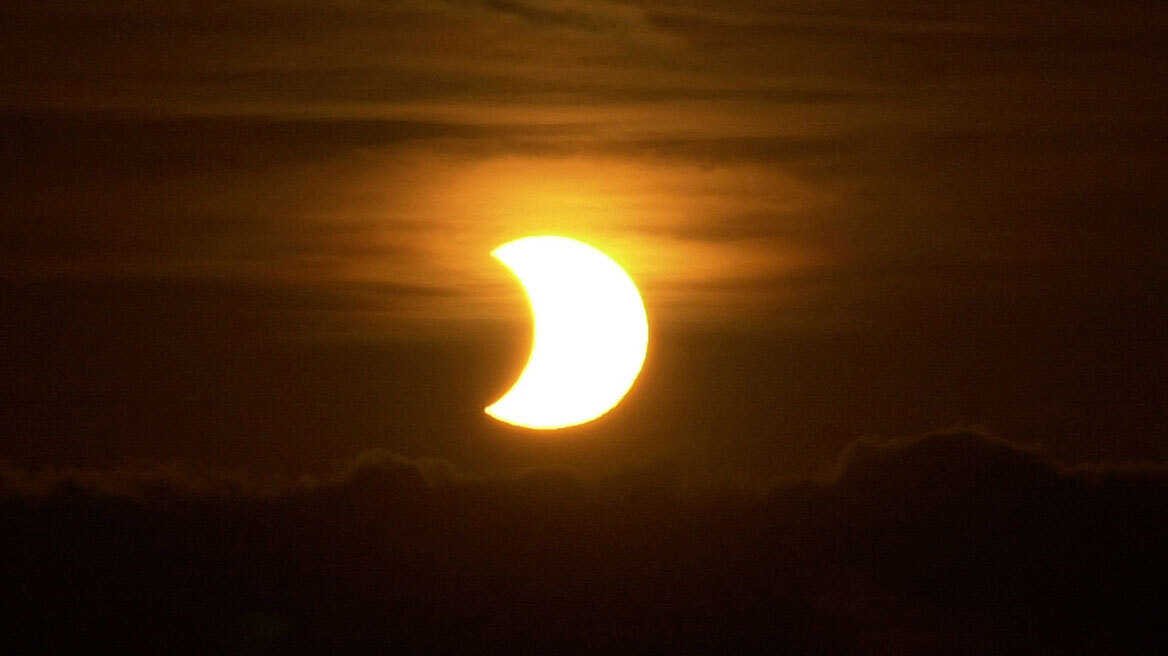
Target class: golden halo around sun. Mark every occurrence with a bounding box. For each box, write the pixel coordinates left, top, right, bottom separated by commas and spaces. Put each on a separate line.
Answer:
486, 236, 649, 430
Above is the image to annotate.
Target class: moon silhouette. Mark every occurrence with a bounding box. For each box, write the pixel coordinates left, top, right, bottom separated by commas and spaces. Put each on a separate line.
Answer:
486, 236, 649, 430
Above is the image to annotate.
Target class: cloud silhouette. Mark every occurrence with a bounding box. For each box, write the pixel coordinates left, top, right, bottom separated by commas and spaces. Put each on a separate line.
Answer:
1, 427, 1163, 653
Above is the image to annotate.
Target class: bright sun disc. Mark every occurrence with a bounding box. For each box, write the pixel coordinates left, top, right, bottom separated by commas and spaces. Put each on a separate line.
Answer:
486, 236, 649, 430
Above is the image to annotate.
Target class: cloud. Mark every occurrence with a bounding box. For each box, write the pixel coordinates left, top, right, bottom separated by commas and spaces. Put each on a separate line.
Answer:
476, 0, 651, 32
7, 0, 1161, 116
4, 0, 1165, 333
830, 425, 1062, 488
1, 427, 1163, 652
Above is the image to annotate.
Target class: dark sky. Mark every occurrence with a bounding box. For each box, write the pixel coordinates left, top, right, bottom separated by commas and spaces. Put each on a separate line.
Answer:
2, 1, 1166, 652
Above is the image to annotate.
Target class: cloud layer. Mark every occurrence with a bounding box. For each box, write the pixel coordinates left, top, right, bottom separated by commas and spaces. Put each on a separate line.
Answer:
3, 428, 1164, 653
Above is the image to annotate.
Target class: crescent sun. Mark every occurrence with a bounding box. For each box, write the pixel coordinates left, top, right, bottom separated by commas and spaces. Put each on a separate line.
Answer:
486, 236, 649, 430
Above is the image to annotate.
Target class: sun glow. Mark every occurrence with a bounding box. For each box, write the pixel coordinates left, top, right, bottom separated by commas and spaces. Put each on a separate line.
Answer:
486, 236, 649, 430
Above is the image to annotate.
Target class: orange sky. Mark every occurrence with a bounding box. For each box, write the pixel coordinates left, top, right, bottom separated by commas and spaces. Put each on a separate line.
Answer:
6, 1, 1164, 338
1, 0, 1165, 474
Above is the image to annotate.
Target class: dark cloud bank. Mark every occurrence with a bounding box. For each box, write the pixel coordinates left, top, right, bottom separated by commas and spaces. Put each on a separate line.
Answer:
2, 428, 1164, 654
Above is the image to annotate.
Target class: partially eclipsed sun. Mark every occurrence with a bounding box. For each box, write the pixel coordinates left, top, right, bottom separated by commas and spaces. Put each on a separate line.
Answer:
486, 236, 649, 430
